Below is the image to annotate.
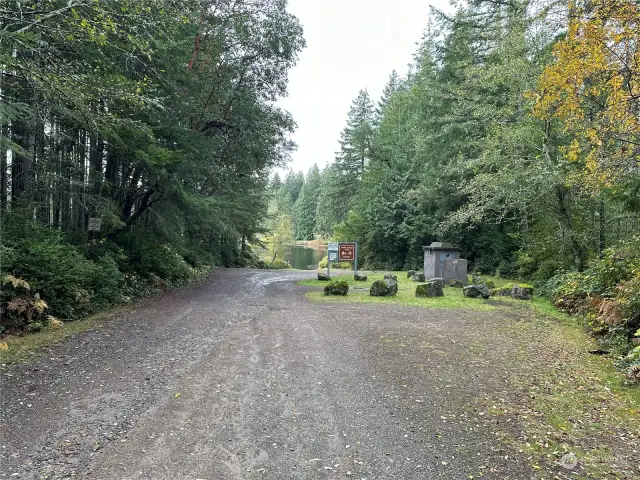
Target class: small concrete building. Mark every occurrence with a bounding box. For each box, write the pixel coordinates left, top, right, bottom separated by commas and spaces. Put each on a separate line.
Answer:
423, 242, 468, 284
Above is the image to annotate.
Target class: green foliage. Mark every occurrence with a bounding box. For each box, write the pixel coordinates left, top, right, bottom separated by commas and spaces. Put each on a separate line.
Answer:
119, 233, 192, 284
254, 259, 291, 270
318, 256, 353, 270
295, 165, 322, 240
0, 1, 303, 332
283, 1, 638, 286
544, 236, 640, 369
1, 215, 123, 321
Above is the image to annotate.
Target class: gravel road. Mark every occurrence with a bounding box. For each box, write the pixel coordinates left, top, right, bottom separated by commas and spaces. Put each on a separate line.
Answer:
2, 269, 543, 479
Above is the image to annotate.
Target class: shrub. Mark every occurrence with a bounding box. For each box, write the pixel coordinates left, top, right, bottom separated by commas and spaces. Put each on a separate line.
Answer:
116, 233, 193, 284
1, 275, 49, 329
4, 234, 123, 320
544, 236, 640, 374
318, 256, 352, 270
253, 259, 291, 269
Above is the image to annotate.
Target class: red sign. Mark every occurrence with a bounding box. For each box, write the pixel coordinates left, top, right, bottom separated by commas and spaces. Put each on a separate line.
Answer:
338, 243, 356, 262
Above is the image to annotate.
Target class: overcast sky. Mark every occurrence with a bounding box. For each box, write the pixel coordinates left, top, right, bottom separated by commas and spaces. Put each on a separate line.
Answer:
277, 0, 452, 175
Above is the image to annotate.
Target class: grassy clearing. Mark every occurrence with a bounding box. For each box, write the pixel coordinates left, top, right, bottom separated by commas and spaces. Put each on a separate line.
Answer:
300, 271, 496, 311
0, 307, 130, 365
300, 271, 640, 477
302, 271, 572, 320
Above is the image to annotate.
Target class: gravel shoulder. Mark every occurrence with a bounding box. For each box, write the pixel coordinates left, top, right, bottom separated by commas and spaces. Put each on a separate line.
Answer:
1, 269, 637, 479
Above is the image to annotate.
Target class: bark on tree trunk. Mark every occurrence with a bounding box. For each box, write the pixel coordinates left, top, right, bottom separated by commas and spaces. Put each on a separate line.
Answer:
556, 185, 585, 271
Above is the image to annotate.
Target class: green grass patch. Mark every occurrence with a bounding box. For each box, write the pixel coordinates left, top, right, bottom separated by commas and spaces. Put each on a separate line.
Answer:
0, 307, 130, 365
299, 271, 496, 311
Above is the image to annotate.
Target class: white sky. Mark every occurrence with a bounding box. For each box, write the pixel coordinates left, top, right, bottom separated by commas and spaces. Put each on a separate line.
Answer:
277, 0, 452, 175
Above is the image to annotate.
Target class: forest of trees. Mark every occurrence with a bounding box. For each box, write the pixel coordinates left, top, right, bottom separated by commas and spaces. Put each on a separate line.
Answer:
274, 0, 639, 281
267, 0, 639, 374
1, 0, 639, 365
1, 0, 304, 326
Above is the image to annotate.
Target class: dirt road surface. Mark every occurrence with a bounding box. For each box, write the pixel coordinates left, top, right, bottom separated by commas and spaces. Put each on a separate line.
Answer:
2, 269, 551, 479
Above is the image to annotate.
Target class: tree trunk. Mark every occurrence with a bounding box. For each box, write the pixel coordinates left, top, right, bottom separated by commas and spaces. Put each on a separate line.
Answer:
555, 185, 585, 270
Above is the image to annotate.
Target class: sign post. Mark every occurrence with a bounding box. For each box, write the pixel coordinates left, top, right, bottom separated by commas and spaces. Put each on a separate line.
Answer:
88, 217, 102, 232
87, 217, 102, 243
328, 242, 339, 278
327, 241, 359, 277
337, 242, 358, 276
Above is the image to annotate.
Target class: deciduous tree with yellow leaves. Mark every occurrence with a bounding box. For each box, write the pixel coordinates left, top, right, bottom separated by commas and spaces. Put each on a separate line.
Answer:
534, 0, 640, 193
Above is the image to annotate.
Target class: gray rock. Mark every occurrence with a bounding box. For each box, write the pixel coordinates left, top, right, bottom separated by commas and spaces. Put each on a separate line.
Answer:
370, 280, 390, 297
491, 287, 512, 298
324, 280, 349, 296
415, 280, 444, 298
463, 284, 491, 299
490, 284, 534, 300
430, 277, 445, 289
407, 270, 416, 279
383, 274, 398, 296
512, 284, 533, 300
447, 279, 464, 288
353, 274, 368, 282
411, 272, 426, 282
559, 453, 578, 470
370, 275, 398, 297
317, 273, 331, 281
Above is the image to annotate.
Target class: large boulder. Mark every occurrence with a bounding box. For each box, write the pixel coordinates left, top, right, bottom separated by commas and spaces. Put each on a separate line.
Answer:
317, 273, 331, 281
370, 280, 390, 297
512, 284, 533, 300
354, 273, 368, 282
430, 277, 445, 289
416, 280, 444, 298
447, 279, 464, 288
463, 284, 491, 299
384, 274, 399, 296
490, 283, 534, 300
324, 280, 349, 296
411, 272, 426, 282
370, 275, 398, 297
407, 270, 416, 279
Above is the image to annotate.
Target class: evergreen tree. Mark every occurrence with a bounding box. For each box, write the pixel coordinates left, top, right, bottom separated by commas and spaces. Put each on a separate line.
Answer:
295, 165, 322, 240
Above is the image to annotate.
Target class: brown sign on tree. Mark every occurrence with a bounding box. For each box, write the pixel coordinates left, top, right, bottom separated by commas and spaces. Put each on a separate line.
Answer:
338, 243, 356, 262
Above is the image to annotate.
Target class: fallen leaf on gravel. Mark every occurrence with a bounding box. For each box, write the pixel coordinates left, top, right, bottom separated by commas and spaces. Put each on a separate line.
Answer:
559, 453, 578, 470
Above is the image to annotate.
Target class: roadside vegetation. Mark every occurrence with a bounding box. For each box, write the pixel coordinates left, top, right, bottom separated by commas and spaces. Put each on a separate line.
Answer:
1, 2, 304, 338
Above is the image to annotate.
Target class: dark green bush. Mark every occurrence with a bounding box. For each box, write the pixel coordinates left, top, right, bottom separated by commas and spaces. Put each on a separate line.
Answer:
11, 235, 122, 319
1, 216, 125, 321
254, 259, 291, 269
115, 233, 193, 284
544, 236, 640, 373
